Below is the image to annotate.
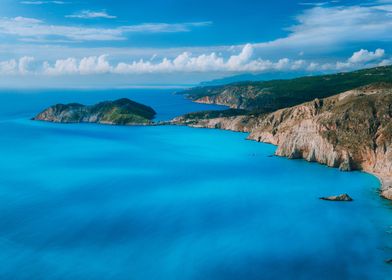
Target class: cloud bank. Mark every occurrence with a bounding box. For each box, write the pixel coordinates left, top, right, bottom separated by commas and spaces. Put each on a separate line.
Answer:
1, 46, 389, 76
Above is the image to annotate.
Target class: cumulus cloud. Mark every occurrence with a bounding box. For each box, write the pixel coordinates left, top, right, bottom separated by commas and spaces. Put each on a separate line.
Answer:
348, 49, 385, 63
0, 56, 35, 75
0, 17, 212, 41
10, 46, 383, 76
306, 48, 388, 71
66, 10, 117, 19
18, 56, 34, 74
43, 55, 111, 75
0, 47, 390, 77
42, 44, 295, 75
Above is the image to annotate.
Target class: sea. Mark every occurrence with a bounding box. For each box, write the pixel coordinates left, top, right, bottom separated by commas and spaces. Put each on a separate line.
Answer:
0, 88, 391, 280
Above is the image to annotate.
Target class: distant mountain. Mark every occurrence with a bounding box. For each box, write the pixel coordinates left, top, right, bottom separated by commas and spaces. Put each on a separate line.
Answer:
199, 72, 310, 86
34, 98, 156, 125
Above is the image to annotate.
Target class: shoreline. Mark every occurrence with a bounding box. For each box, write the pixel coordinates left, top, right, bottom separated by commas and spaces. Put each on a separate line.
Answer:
368, 172, 392, 200
171, 120, 392, 201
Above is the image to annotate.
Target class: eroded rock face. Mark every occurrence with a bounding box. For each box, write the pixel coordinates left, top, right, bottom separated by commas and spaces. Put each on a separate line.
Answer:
33, 98, 156, 125
174, 83, 392, 200
320, 194, 353, 202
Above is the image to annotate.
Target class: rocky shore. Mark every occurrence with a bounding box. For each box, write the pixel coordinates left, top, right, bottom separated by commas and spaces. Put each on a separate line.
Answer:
173, 83, 392, 200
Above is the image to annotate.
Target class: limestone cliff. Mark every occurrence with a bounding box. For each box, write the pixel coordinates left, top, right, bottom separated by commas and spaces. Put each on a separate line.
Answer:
34, 98, 156, 125
174, 83, 392, 200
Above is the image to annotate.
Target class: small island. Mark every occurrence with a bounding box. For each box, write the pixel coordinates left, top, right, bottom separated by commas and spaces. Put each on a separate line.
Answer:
33, 98, 156, 125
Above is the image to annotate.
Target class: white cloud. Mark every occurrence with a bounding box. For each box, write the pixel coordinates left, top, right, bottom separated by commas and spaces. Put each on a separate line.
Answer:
227, 44, 253, 69
32, 47, 390, 76
0, 17, 212, 42
13, 16, 43, 24
0, 59, 17, 75
299, 2, 330, 7
6, 2, 392, 62
18, 56, 34, 74
121, 22, 212, 33
20, 1, 67, 4
379, 59, 392, 66
0, 47, 390, 77
314, 48, 388, 71
348, 48, 385, 63
43, 55, 111, 75
252, 3, 392, 56
0, 56, 34, 75
66, 10, 117, 19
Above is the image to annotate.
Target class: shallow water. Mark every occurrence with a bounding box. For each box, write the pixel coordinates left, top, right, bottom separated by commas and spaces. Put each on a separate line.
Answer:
0, 89, 391, 280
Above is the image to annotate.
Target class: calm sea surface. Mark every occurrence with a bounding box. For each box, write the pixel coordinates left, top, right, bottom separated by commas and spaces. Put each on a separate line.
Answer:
0, 89, 391, 280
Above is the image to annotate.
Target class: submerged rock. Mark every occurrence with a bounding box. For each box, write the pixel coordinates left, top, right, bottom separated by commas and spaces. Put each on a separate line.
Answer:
385, 259, 392, 265
320, 194, 353, 202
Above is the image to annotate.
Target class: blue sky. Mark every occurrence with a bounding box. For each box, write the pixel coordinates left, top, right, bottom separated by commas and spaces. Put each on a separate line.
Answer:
0, 0, 391, 87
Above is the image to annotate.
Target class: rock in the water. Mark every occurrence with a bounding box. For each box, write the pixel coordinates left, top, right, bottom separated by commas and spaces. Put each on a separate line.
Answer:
320, 194, 353, 202
385, 259, 392, 265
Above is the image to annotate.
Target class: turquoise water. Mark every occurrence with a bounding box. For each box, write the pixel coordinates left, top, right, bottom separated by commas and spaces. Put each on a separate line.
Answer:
0, 89, 391, 280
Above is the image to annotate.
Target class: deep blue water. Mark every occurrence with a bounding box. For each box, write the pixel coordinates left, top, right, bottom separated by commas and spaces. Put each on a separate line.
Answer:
0, 89, 391, 280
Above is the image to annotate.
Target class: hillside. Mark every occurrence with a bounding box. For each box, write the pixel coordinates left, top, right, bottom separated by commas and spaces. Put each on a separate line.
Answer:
182, 66, 392, 113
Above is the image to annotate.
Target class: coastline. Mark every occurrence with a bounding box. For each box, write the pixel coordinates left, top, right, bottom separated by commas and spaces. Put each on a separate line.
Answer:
369, 172, 392, 200
171, 119, 392, 201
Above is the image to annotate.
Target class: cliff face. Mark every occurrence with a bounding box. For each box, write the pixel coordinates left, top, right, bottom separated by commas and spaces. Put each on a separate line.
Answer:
174, 83, 392, 199
192, 87, 260, 109
34, 98, 156, 125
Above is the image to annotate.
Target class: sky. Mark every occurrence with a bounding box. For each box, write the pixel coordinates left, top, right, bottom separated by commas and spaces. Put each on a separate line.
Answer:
0, 0, 391, 87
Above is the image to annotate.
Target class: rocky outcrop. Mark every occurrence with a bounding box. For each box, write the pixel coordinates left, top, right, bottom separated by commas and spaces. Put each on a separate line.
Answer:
34, 98, 156, 125
173, 83, 392, 200
320, 194, 353, 201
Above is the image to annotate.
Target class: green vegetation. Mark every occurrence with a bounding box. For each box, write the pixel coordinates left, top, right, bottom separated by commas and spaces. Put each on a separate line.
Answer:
34, 98, 156, 125
180, 109, 248, 120
183, 66, 392, 113
92, 98, 156, 121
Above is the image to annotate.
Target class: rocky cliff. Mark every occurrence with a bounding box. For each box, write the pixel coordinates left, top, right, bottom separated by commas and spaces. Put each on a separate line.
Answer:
34, 98, 156, 125
174, 83, 392, 200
